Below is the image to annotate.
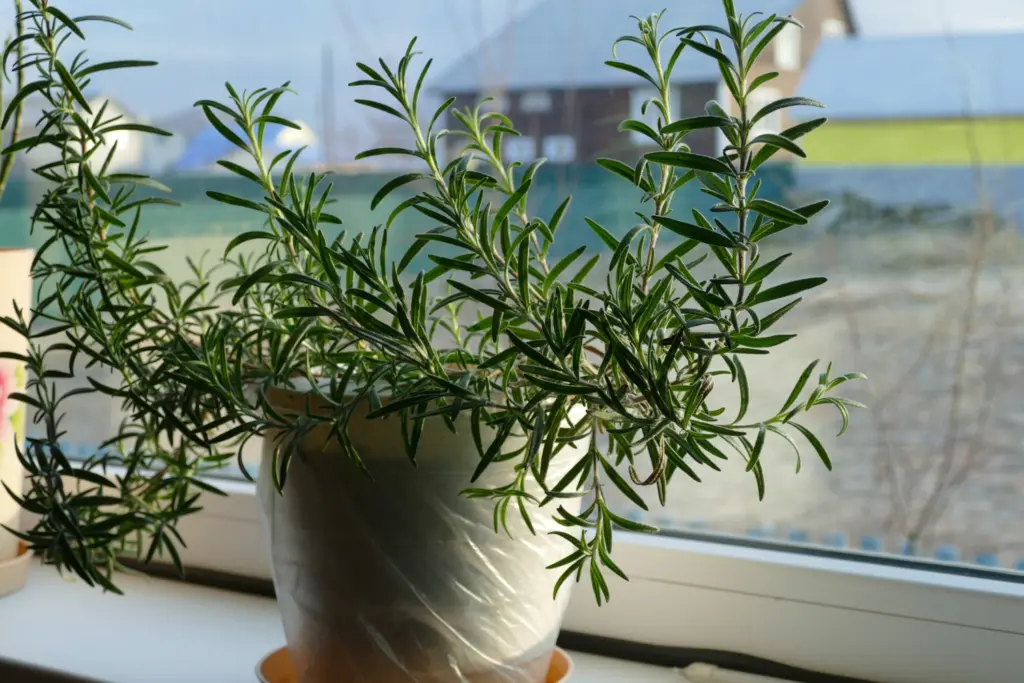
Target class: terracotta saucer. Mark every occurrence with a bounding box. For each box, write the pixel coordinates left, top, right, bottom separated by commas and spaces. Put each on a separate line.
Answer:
257, 646, 573, 682
0, 542, 31, 598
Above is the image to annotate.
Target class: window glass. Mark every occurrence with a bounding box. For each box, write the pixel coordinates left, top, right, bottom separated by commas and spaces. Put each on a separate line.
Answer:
542, 134, 578, 163
520, 90, 554, 114
481, 91, 511, 113
504, 135, 538, 163
1, 0, 1022, 580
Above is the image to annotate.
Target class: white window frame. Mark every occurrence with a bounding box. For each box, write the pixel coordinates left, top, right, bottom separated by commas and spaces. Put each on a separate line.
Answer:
176, 483, 1024, 683
749, 85, 783, 138
774, 22, 802, 71
714, 80, 731, 158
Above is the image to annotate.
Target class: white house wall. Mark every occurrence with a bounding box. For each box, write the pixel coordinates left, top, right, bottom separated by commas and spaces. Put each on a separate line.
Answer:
87, 98, 144, 174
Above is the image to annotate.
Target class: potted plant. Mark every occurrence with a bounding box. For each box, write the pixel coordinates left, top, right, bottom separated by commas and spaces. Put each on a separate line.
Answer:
2, 1, 863, 681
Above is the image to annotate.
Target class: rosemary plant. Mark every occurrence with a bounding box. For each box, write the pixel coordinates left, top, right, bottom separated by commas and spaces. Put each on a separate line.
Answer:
2, 0, 863, 602
0, 0, 24, 196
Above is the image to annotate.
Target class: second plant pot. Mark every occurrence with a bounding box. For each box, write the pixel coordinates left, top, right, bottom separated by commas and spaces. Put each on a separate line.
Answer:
0, 248, 33, 596
257, 387, 585, 683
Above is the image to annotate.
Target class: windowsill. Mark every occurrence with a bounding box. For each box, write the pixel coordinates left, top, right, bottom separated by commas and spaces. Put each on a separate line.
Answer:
0, 561, 679, 683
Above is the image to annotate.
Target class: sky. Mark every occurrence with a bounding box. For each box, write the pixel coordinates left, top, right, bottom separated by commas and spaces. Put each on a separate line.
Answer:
0, 1, 1020, 134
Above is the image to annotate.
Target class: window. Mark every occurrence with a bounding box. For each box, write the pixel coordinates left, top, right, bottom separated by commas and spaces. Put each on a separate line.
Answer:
542, 134, 577, 163
519, 90, 553, 114
821, 18, 847, 38
628, 86, 680, 145
9, 3, 1024, 683
774, 22, 802, 70
748, 85, 782, 137
481, 91, 510, 113
504, 135, 537, 163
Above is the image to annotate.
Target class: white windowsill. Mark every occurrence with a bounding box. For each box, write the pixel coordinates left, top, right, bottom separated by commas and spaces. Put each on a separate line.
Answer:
54, 477, 1022, 683
16, 478, 1024, 682
0, 562, 679, 683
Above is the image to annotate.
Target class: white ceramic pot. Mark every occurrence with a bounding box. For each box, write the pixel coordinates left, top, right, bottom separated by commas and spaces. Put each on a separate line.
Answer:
257, 388, 585, 683
0, 249, 32, 568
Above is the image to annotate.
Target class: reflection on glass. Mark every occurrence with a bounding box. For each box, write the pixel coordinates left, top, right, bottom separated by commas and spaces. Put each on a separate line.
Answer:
2, 0, 1022, 572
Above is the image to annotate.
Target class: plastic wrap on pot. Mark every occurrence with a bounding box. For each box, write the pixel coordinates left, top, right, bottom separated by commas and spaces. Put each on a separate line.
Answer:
257, 393, 585, 683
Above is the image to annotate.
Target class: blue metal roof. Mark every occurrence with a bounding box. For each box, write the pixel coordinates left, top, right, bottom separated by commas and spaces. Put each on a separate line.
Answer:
174, 122, 323, 172
174, 124, 239, 172
797, 32, 1024, 120
435, 0, 801, 92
